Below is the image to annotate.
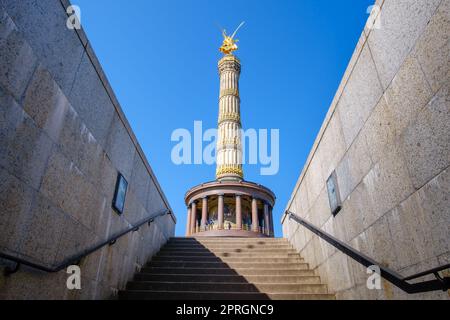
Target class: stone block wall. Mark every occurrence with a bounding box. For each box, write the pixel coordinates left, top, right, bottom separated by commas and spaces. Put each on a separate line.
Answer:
282, 0, 449, 299
0, 0, 176, 299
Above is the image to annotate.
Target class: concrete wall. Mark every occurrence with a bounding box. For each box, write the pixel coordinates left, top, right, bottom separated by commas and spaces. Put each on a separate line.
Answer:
282, 0, 449, 300
0, 0, 176, 299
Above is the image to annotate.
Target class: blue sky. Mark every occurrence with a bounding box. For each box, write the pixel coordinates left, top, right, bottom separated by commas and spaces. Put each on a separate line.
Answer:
74, 0, 374, 237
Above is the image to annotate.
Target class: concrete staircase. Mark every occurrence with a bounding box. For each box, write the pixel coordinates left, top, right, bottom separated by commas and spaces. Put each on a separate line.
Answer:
119, 237, 335, 300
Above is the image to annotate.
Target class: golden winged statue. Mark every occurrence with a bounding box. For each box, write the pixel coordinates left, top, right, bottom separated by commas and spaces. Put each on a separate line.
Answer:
219, 22, 245, 55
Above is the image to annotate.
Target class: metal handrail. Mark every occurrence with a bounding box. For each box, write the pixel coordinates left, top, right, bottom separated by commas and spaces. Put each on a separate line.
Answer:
287, 211, 450, 294
1, 209, 172, 275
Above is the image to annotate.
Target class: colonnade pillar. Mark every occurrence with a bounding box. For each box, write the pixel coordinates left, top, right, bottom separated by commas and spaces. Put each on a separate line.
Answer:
218, 194, 224, 230
186, 206, 192, 236
190, 201, 197, 235
201, 197, 208, 231
251, 198, 259, 232
235, 194, 242, 230
269, 206, 274, 237
264, 202, 270, 236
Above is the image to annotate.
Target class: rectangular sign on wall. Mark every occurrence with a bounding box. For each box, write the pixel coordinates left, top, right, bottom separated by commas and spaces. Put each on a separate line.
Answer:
326, 171, 342, 216
113, 173, 128, 215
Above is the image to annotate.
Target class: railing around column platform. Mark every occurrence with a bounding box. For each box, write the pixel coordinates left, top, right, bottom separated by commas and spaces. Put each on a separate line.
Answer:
286, 211, 450, 294
1, 209, 172, 276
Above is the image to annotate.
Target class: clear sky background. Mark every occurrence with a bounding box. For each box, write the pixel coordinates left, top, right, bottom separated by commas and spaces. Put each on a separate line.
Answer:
74, 0, 374, 237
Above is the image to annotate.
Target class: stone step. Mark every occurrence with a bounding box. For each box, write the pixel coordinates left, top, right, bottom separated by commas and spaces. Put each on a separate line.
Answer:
135, 273, 249, 283
119, 290, 335, 300
167, 242, 287, 246
119, 290, 270, 300
157, 253, 303, 260
147, 261, 310, 269
244, 275, 321, 284
157, 251, 300, 258
134, 274, 322, 284
140, 267, 316, 276
172, 239, 287, 242
150, 256, 304, 264
126, 281, 328, 294
170, 237, 288, 242
161, 244, 296, 251
163, 245, 293, 250
256, 283, 328, 294
168, 238, 288, 242
126, 281, 262, 293
268, 293, 336, 300
159, 248, 298, 254
166, 238, 290, 246
165, 240, 290, 245
168, 241, 289, 246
